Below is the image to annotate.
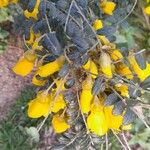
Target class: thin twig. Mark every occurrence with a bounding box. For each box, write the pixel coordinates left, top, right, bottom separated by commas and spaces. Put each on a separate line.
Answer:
114, 73, 150, 94
112, 130, 127, 150
64, 48, 72, 64
142, 7, 150, 30
45, 14, 51, 33
23, 35, 30, 50
37, 75, 68, 132
116, 0, 138, 26
64, 0, 75, 32
113, 49, 146, 64
105, 133, 109, 150
110, 86, 127, 105
121, 132, 131, 150
73, 0, 102, 48
45, 79, 58, 94
132, 108, 150, 130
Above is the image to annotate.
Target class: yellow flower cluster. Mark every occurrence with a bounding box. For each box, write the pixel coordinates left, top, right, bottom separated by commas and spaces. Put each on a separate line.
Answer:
80, 77, 131, 136
92, 19, 150, 82
27, 81, 69, 133
10, 0, 150, 139
87, 98, 128, 136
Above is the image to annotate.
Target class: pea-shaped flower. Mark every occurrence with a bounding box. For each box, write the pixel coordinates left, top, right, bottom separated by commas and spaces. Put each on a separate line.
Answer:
83, 59, 98, 78
28, 92, 51, 118
80, 76, 93, 113
12, 51, 37, 77
93, 19, 103, 30
100, 52, 112, 78
104, 106, 123, 130
52, 114, 70, 133
37, 56, 64, 77
100, 1, 116, 15
87, 102, 108, 136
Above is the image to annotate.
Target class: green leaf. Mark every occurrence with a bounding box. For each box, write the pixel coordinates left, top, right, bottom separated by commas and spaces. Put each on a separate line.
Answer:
0, 8, 13, 22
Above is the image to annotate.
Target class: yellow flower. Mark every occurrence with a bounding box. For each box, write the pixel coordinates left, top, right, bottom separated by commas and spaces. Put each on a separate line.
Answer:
87, 103, 108, 136
83, 59, 98, 78
37, 56, 64, 77
100, 52, 112, 78
98, 35, 110, 45
144, 5, 150, 15
0, 0, 9, 7
80, 76, 93, 113
28, 92, 51, 118
12, 50, 37, 77
54, 79, 65, 91
115, 62, 133, 79
32, 74, 47, 86
111, 50, 123, 61
28, 90, 66, 118
100, 1, 116, 15
32, 40, 43, 51
12, 57, 34, 77
52, 114, 70, 133
24, 0, 41, 20
128, 55, 150, 81
51, 94, 66, 113
115, 84, 129, 98
104, 106, 123, 130
93, 19, 103, 30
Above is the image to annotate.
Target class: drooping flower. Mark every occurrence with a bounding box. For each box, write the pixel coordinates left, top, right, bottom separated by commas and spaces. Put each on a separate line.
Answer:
80, 76, 93, 113
98, 35, 110, 45
52, 114, 70, 133
144, 5, 150, 15
100, 52, 112, 78
93, 19, 103, 30
12, 51, 37, 77
128, 55, 150, 81
104, 106, 123, 130
87, 100, 108, 136
37, 56, 64, 77
100, 1, 116, 15
115, 62, 133, 80
111, 50, 123, 61
115, 83, 129, 98
28, 90, 66, 118
28, 92, 51, 118
51, 93, 66, 113
83, 59, 98, 78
